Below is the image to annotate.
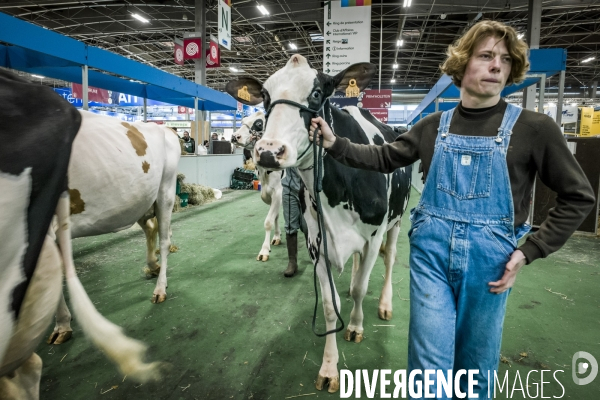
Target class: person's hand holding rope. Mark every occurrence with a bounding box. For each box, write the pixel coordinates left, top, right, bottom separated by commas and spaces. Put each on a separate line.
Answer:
309, 117, 336, 149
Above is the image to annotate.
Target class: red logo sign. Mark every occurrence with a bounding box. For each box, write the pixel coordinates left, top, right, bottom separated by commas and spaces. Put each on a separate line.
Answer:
183, 38, 202, 59
206, 40, 221, 68
360, 89, 392, 109
174, 41, 184, 65
72, 83, 110, 104
369, 108, 389, 123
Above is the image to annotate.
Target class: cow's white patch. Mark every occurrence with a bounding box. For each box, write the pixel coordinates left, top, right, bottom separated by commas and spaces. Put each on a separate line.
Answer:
0, 168, 31, 364
461, 154, 471, 166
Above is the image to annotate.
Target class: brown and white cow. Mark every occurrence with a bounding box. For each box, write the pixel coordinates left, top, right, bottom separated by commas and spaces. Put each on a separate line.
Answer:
0, 70, 160, 400
47, 110, 181, 345
231, 111, 284, 261
226, 55, 412, 393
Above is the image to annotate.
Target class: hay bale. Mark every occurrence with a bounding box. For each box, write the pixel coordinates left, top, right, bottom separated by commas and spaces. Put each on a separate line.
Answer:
243, 159, 256, 170
172, 194, 182, 213
180, 183, 216, 206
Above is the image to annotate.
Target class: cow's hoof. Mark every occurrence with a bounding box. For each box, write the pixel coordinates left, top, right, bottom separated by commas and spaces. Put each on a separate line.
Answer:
257, 254, 269, 262
144, 265, 160, 277
271, 238, 281, 246
344, 329, 364, 343
47, 331, 72, 345
378, 308, 392, 320
151, 294, 167, 304
316, 374, 339, 393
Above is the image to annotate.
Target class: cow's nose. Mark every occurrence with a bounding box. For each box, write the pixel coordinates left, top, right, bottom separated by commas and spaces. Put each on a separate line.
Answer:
255, 139, 286, 169
231, 136, 238, 143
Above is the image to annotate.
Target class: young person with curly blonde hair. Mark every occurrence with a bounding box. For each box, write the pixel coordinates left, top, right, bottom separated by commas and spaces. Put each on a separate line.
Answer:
310, 20, 594, 398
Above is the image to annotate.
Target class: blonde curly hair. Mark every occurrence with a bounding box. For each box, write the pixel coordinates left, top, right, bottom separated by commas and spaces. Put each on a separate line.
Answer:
440, 20, 530, 88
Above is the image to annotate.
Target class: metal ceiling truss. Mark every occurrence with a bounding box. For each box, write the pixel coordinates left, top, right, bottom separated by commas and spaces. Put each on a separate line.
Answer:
1, 0, 598, 97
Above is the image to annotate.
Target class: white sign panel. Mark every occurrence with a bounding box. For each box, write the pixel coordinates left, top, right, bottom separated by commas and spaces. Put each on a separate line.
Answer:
323, 1, 371, 75
218, 0, 232, 50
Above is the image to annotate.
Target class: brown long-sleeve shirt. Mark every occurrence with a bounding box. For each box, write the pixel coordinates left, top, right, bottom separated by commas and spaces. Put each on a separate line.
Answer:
327, 99, 596, 264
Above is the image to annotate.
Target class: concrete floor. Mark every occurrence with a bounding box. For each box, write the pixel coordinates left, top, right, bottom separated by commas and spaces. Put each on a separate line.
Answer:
37, 189, 600, 399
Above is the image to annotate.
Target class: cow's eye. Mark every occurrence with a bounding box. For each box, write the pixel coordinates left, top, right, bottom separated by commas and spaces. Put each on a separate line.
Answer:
311, 90, 321, 99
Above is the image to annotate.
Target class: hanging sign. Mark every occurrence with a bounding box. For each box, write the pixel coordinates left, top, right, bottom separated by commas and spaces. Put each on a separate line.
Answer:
206, 38, 221, 68
72, 83, 110, 103
369, 108, 389, 123
360, 89, 392, 108
174, 38, 184, 65
323, 0, 371, 75
218, 0, 232, 50
183, 37, 202, 59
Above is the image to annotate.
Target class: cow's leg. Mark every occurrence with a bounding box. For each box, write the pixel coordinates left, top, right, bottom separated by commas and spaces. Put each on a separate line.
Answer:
348, 253, 360, 296
271, 212, 281, 246
0, 353, 42, 400
271, 189, 282, 246
258, 199, 279, 262
379, 223, 400, 320
152, 182, 176, 304
345, 234, 385, 343
46, 291, 72, 344
314, 259, 341, 394
138, 216, 160, 277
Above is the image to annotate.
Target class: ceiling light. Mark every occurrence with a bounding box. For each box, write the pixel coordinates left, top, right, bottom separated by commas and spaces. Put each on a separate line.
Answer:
391, 79, 396, 83
131, 13, 150, 23
257, 5, 269, 15
440, 13, 447, 20
229, 67, 240, 72
403, 0, 412, 7
31, 74, 44, 79
289, 43, 297, 50
517, 33, 524, 39
397, 39, 404, 47
393, 63, 398, 69
582, 57, 595, 63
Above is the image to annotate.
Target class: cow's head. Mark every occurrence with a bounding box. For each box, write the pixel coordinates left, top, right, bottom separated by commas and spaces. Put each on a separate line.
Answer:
225, 55, 376, 170
230, 111, 265, 149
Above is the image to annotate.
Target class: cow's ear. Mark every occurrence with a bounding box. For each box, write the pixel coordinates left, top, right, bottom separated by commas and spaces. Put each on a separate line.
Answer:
225, 78, 264, 105
331, 63, 377, 93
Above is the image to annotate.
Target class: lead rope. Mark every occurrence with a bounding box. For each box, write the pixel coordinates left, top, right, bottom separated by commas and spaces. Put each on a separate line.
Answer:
310, 117, 345, 337
265, 99, 345, 336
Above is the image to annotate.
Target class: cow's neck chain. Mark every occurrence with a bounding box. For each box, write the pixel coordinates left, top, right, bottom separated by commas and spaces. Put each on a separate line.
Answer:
265, 98, 344, 337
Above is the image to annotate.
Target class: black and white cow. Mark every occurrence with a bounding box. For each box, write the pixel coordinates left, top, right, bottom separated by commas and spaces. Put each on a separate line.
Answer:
0, 70, 160, 399
231, 111, 284, 261
226, 55, 412, 393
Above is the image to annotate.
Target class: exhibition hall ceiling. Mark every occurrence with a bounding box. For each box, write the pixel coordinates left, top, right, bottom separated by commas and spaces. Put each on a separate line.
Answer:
1, 0, 599, 98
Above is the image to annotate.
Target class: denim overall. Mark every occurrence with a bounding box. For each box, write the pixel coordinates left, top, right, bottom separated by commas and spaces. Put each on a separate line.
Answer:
407, 103, 530, 399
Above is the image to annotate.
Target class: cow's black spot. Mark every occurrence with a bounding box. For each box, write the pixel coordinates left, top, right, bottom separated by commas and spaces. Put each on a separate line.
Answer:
373, 134, 384, 146
388, 168, 412, 224
321, 104, 389, 226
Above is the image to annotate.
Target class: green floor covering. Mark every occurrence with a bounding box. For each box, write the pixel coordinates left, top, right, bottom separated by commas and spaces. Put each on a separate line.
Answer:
37, 189, 600, 399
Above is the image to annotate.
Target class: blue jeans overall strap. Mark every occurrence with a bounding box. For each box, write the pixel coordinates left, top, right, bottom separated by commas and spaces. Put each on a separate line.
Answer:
407, 103, 529, 399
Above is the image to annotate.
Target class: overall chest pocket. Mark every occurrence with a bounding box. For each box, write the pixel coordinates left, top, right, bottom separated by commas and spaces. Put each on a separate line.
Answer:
437, 146, 493, 200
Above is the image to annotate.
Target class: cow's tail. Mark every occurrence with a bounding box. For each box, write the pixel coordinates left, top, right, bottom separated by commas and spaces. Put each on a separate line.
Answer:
55, 192, 163, 382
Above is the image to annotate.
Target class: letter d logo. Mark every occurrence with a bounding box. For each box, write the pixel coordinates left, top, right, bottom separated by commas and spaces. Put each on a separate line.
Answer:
572, 351, 598, 385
